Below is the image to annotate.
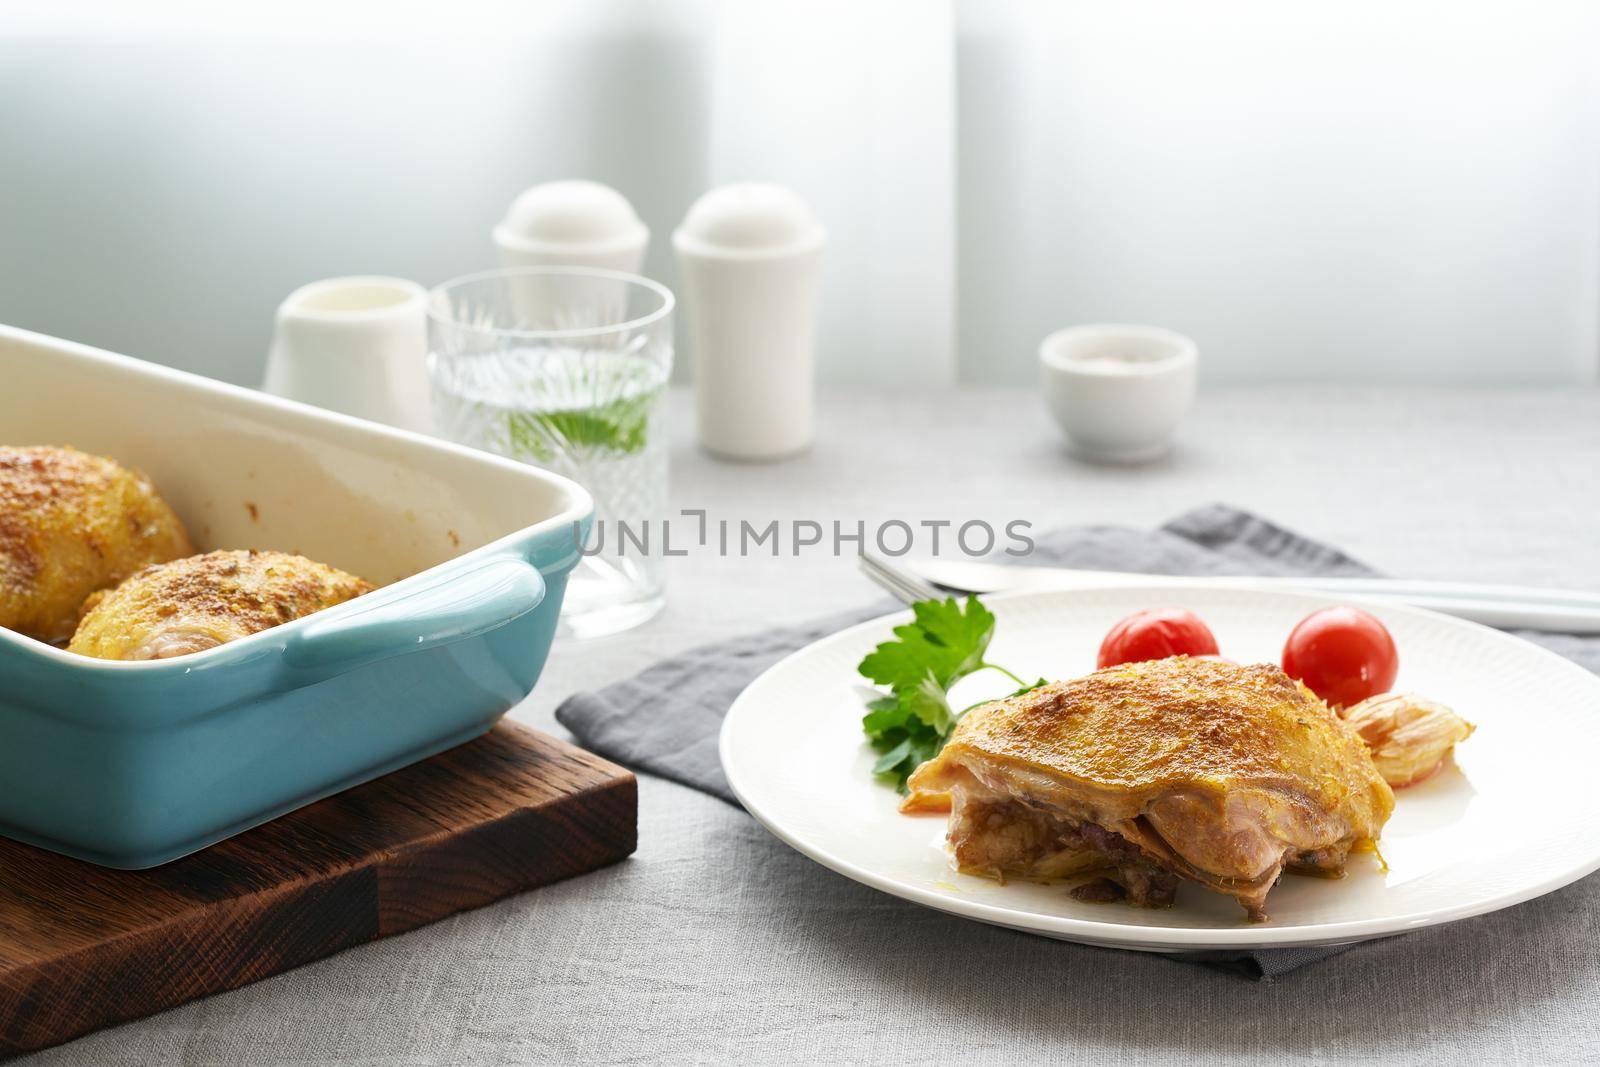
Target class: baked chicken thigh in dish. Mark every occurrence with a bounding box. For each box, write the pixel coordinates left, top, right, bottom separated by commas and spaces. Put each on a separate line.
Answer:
69, 549, 372, 660
906, 657, 1394, 920
0, 445, 193, 644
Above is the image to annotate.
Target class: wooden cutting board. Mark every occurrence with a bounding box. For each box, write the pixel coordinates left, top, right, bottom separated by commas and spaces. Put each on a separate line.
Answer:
0, 722, 637, 1058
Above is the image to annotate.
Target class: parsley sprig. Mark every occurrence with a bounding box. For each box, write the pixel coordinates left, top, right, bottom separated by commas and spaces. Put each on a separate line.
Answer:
858, 596, 1045, 792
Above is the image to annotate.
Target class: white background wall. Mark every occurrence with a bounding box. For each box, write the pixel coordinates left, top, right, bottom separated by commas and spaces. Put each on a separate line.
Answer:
0, 3, 717, 386
1, 0, 1596, 388
957, 1, 1600, 385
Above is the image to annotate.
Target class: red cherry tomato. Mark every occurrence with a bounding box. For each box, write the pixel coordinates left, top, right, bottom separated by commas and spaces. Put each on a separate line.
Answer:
1281, 606, 1398, 708
1097, 608, 1220, 669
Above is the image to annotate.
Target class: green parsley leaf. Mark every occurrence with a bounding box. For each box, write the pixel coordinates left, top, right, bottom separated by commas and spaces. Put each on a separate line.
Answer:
857, 595, 1028, 793
861, 695, 905, 737
859, 597, 995, 692
866, 725, 946, 793
899, 670, 956, 733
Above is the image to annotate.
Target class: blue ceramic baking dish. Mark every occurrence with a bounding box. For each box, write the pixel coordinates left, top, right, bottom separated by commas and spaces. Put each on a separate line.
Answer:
0, 325, 593, 868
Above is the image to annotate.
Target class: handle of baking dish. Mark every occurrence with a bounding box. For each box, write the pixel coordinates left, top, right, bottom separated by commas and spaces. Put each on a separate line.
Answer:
281, 556, 547, 681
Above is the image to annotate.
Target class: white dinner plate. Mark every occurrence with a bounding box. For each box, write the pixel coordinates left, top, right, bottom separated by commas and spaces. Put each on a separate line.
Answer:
720, 585, 1600, 951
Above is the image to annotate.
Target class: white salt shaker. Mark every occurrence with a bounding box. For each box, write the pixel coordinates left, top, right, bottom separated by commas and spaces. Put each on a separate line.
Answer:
493, 180, 649, 274
673, 183, 825, 460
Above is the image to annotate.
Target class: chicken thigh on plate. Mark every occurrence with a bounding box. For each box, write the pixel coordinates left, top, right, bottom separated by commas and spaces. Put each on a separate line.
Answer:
0, 445, 193, 643
69, 549, 372, 660
907, 656, 1395, 920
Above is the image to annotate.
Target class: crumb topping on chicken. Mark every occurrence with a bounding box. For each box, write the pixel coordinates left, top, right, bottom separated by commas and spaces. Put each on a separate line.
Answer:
0, 445, 193, 643
68, 549, 372, 660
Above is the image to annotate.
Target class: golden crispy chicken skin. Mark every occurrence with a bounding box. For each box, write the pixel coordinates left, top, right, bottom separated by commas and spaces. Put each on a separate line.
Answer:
68, 549, 372, 660
907, 657, 1394, 920
0, 445, 194, 643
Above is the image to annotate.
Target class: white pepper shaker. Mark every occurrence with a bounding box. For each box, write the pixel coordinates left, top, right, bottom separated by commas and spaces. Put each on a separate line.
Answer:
493, 180, 649, 274
673, 183, 825, 460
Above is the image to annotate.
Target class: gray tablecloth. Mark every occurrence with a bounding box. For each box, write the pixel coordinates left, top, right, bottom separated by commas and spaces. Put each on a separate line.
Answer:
24, 385, 1600, 1064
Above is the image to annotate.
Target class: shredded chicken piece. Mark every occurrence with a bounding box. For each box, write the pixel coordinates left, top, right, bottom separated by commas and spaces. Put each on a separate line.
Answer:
1341, 692, 1474, 788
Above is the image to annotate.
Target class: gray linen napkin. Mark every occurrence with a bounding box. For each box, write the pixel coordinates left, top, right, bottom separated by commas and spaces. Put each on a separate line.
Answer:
556, 503, 1600, 979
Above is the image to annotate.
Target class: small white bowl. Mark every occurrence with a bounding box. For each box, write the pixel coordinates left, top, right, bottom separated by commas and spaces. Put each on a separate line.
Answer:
1039, 324, 1197, 463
